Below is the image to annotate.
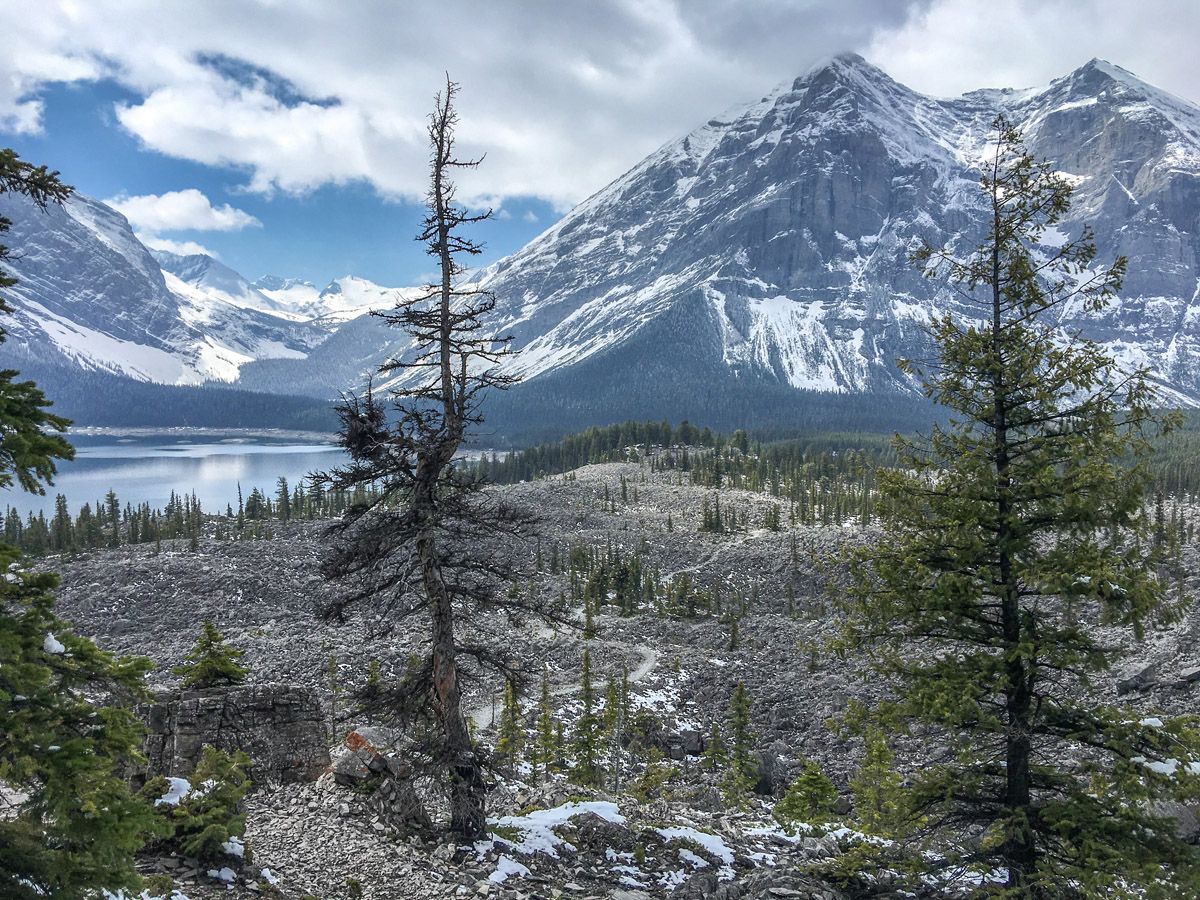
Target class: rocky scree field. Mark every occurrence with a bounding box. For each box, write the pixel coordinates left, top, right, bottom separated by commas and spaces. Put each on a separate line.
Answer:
47, 456, 1200, 899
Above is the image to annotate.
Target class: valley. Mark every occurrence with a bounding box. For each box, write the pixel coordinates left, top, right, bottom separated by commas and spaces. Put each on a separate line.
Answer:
44, 450, 1200, 898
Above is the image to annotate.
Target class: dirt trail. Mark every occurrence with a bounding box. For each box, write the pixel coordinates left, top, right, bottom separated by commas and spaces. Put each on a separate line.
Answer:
467, 631, 658, 732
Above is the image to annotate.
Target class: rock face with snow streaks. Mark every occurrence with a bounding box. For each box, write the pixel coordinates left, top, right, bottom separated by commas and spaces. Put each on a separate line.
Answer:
0, 193, 326, 384
7, 55, 1200, 430
469, 55, 1200, 416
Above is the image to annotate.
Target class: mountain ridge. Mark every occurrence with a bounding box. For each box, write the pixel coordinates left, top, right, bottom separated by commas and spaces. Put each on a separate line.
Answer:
5, 55, 1200, 433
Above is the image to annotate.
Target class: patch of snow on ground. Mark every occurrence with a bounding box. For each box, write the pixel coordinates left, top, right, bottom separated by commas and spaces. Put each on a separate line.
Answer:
657, 826, 734, 864
221, 836, 244, 858
1133, 756, 1200, 776
489, 855, 531, 884
489, 801, 625, 858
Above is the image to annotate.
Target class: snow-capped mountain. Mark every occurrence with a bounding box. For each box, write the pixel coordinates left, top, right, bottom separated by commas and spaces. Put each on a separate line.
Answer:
0, 195, 412, 389
155, 252, 308, 321
254, 274, 424, 324
460, 55, 1200, 416
6, 55, 1200, 434
0, 193, 332, 384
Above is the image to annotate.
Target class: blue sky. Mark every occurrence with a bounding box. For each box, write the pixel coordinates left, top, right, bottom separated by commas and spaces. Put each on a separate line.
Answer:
3, 1, 1196, 288
0, 80, 557, 287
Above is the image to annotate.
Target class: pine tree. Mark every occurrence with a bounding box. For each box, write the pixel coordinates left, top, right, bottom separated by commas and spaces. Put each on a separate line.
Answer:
837, 115, 1200, 896
849, 727, 909, 838
313, 77, 532, 837
0, 547, 163, 899
535, 668, 557, 780
495, 678, 524, 775
571, 648, 603, 786
583, 592, 597, 639
275, 476, 291, 521
173, 620, 249, 689
722, 682, 757, 804
148, 745, 251, 863
0, 150, 166, 898
105, 489, 120, 547
701, 721, 727, 772
0, 150, 73, 495
774, 759, 838, 830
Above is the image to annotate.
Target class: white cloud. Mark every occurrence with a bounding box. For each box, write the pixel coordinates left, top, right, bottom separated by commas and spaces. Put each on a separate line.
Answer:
136, 233, 217, 258
2, 2, 1198, 209
867, 0, 1200, 102
106, 189, 259, 233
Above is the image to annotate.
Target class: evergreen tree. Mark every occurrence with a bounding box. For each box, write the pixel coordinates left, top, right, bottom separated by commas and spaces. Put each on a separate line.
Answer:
849, 727, 909, 838
774, 759, 838, 830
173, 620, 249, 689
0, 547, 161, 898
50, 493, 72, 552
571, 648, 603, 786
147, 745, 251, 863
535, 668, 557, 780
313, 78, 534, 837
0, 150, 166, 898
495, 678, 524, 775
105, 489, 120, 547
275, 476, 291, 521
723, 682, 757, 803
837, 116, 1200, 896
0, 150, 74, 493
701, 721, 727, 772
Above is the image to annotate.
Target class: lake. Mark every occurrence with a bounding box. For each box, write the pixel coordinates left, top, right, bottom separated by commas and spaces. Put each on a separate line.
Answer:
2, 432, 347, 518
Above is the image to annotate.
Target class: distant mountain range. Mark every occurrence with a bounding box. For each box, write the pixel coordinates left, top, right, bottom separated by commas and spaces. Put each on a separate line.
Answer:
4, 54, 1200, 439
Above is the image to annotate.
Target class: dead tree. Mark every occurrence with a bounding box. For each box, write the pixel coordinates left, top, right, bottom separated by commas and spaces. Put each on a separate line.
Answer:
313, 77, 553, 837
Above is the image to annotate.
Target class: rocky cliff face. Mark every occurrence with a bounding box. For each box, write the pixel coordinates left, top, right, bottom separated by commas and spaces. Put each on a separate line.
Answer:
1, 194, 327, 384
140, 683, 330, 785
465, 55, 1200, 416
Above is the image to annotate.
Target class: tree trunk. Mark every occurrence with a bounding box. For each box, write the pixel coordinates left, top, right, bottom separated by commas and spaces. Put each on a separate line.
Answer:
417, 465, 486, 837
991, 171, 1037, 892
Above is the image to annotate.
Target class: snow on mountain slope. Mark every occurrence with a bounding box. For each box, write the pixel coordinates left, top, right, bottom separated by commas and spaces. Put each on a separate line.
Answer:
249, 273, 422, 323
156, 252, 308, 321
447, 53, 1200, 408
7, 54, 1200, 427
1, 193, 327, 384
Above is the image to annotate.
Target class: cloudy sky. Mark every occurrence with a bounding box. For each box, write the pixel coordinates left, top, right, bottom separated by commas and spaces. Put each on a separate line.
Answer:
2, 0, 1197, 286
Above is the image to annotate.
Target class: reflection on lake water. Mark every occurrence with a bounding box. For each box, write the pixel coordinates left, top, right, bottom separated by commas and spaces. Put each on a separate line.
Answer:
2, 434, 348, 517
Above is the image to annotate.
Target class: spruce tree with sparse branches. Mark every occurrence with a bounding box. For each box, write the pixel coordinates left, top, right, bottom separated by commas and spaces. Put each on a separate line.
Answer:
314, 77, 561, 837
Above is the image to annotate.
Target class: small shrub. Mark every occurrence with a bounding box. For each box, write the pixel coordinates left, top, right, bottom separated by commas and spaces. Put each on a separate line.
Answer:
147, 745, 252, 863
774, 758, 838, 831
173, 620, 248, 689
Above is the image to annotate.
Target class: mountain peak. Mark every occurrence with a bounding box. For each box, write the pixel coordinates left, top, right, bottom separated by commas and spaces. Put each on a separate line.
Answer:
1057, 57, 1156, 98
1078, 57, 1141, 82
796, 50, 885, 85
253, 274, 315, 292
